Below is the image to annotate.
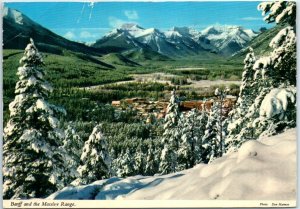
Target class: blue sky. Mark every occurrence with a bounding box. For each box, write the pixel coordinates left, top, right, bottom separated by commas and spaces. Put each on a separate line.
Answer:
5, 2, 272, 43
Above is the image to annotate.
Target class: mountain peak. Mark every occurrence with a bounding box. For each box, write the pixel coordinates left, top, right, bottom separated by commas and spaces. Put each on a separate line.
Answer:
145, 28, 159, 34
172, 26, 190, 33
201, 25, 243, 35
3, 7, 25, 25
199, 25, 258, 56
120, 23, 144, 30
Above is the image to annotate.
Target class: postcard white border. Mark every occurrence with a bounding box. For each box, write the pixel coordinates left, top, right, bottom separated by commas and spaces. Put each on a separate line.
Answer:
2, 200, 297, 208
1, 1, 299, 209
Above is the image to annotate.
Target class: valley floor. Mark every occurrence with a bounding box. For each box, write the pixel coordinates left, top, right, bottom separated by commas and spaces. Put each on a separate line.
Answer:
81, 72, 241, 90
48, 128, 296, 200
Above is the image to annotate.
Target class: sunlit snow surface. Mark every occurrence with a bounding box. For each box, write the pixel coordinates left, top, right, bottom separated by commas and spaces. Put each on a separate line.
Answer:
48, 129, 296, 200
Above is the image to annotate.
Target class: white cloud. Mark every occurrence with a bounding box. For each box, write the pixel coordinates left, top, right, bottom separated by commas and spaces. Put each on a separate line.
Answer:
108, 11, 139, 29
241, 17, 262, 21
80, 31, 97, 39
108, 16, 126, 28
55, 28, 111, 42
124, 10, 139, 20
64, 31, 76, 40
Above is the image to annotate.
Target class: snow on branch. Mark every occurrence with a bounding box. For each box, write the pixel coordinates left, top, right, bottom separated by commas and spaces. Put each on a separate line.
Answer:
259, 86, 296, 119
269, 26, 296, 49
258, 1, 296, 25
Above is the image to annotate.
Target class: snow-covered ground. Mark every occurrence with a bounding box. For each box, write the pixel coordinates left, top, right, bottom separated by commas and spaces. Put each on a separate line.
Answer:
48, 129, 296, 200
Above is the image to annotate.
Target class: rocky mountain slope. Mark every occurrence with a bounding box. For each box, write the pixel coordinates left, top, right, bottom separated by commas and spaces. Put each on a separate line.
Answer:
232, 24, 285, 59
198, 25, 257, 56
3, 7, 104, 55
93, 24, 258, 58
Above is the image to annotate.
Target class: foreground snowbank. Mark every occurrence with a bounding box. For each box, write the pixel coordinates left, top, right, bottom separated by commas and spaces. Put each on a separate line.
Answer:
48, 129, 296, 200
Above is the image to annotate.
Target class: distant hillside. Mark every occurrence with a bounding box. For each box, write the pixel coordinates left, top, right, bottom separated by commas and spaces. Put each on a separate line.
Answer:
122, 48, 171, 62
100, 53, 140, 67
232, 25, 284, 59
3, 49, 131, 91
3, 7, 104, 55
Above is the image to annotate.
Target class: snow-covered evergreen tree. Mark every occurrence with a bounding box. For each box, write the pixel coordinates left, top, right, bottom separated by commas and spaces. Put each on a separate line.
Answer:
226, 48, 257, 150
178, 107, 208, 169
77, 124, 111, 185
202, 101, 221, 163
62, 123, 84, 179
134, 144, 146, 175
203, 88, 229, 163
255, 2, 296, 136
145, 140, 157, 175
159, 145, 177, 174
226, 1, 296, 152
254, 86, 296, 137
238, 47, 257, 111
258, 1, 296, 27
195, 102, 210, 164
116, 148, 135, 177
109, 148, 118, 177
253, 30, 296, 137
159, 90, 181, 174
3, 39, 68, 199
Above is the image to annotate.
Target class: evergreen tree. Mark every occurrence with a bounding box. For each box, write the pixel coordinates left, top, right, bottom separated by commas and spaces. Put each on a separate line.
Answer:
258, 1, 296, 27
239, 47, 257, 110
116, 148, 135, 177
159, 90, 181, 174
255, 86, 296, 137
203, 88, 229, 163
254, 2, 296, 136
3, 39, 68, 199
110, 148, 118, 177
159, 145, 177, 174
145, 140, 157, 175
62, 123, 84, 179
77, 124, 111, 185
178, 108, 208, 169
226, 48, 257, 151
226, 1, 296, 152
202, 101, 221, 163
134, 143, 146, 175
196, 102, 210, 163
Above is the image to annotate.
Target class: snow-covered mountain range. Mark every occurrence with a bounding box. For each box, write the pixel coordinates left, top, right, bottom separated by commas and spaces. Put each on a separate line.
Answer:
199, 25, 257, 55
4, 6, 258, 59
92, 23, 258, 57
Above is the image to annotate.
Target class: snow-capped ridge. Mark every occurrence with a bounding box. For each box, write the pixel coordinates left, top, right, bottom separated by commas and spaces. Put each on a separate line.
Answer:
164, 30, 183, 39
95, 23, 258, 57
244, 29, 257, 38
201, 25, 244, 35
171, 26, 191, 35
136, 28, 165, 39
120, 23, 144, 30
198, 25, 258, 56
3, 7, 26, 25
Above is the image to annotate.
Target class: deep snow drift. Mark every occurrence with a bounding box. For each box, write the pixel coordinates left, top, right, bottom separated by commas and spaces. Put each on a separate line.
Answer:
48, 129, 296, 200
